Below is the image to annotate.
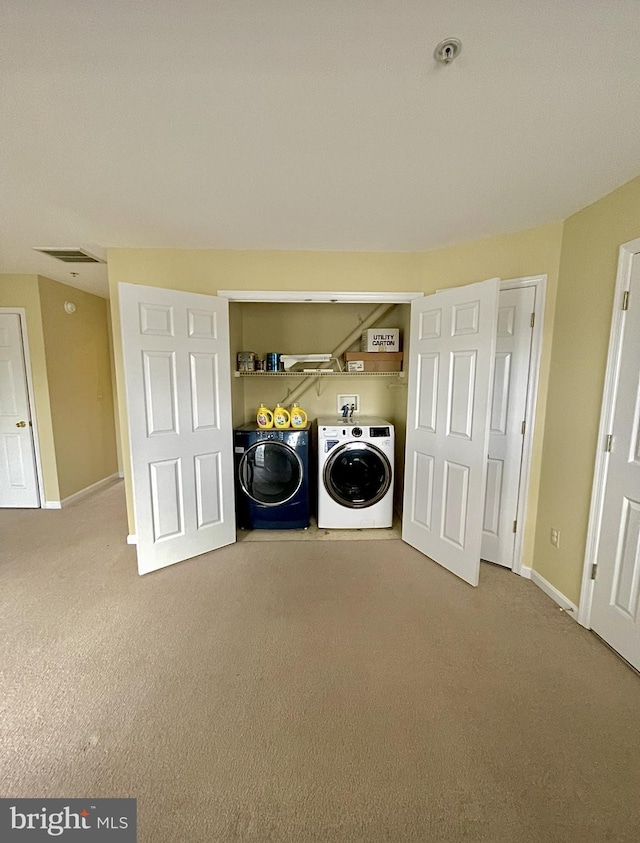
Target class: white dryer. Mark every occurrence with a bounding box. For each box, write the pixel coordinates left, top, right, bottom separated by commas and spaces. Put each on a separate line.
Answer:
317, 417, 395, 529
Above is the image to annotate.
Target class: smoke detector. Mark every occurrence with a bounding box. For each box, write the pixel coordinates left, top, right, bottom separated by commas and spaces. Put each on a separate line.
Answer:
434, 37, 462, 64
33, 247, 105, 264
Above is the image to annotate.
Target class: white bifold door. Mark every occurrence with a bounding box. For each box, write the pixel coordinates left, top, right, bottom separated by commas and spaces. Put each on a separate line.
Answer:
119, 283, 236, 575
0, 312, 39, 508
402, 278, 500, 586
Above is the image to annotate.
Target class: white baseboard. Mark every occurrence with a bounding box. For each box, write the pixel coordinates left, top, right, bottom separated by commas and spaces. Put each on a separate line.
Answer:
127, 534, 137, 545
60, 473, 120, 507
118, 471, 125, 479
42, 500, 62, 509
529, 569, 578, 620
520, 566, 532, 579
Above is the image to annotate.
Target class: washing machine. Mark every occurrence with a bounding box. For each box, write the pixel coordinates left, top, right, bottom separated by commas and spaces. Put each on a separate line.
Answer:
317, 417, 394, 529
234, 424, 311, 530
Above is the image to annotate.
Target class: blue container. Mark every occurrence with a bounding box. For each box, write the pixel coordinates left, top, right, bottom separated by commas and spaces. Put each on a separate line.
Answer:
266, 352, 280, 371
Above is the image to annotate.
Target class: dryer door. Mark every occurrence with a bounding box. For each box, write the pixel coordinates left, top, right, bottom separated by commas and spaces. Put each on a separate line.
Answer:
324, 442, 392, 508
239, 441, 303, 506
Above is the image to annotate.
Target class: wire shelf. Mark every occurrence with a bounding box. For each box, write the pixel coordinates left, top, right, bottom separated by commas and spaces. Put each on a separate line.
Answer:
234, 370, 404, 377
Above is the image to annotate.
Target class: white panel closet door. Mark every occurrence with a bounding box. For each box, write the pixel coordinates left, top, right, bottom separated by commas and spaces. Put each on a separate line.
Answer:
590, 253, 640, 671
481, 286, 535, 568
402, 278, 499, 586
119, 283, 236, 575
0, 313, 39, 507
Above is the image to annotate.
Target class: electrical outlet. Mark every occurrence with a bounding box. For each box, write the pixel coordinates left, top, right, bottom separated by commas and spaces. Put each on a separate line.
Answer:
550, 527, 560, 548
337, 394, 360, 415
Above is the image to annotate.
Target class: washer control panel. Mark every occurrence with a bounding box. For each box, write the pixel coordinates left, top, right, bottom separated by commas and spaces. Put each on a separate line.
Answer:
351, 427, 363, 437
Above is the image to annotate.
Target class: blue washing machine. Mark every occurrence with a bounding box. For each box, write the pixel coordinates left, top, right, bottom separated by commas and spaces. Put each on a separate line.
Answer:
234, 424, 311, 529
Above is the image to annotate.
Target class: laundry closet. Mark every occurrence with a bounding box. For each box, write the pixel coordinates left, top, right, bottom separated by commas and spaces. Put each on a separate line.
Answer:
228, 298, 412, 520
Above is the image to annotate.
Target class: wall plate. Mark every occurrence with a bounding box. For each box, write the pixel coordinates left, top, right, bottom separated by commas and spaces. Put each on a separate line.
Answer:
337, 394, 360, 414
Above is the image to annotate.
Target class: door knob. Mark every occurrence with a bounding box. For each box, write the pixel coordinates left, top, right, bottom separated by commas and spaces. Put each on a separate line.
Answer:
16, 421, 27, 428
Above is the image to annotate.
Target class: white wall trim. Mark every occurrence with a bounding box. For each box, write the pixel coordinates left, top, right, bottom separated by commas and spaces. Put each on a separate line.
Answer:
60, 473, 120, 507
0, 307, 46, 507
578, 238, 640, 628
499, 275, 547, 577
43, 500, 62, 509
217, 289, 423, 303
500, 557, 578, 620
127, 534, 137, 545
530, 569, 579, 619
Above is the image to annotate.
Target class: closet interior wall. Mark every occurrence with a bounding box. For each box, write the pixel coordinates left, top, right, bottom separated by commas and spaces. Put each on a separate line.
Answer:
229, 302, 246, 430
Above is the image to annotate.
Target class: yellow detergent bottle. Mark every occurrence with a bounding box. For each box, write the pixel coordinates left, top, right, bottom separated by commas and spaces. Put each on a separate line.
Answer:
273, 404, 290, 429
290, 403, 308, 429
256, 404, 274, 429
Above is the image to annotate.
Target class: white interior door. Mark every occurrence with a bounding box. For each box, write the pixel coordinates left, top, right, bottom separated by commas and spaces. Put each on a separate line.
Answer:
590, 253, 640, 671
402, 278, 499, 586
481, 286, 535, 567
119, 283, 236, 575
0, 312, 39, 508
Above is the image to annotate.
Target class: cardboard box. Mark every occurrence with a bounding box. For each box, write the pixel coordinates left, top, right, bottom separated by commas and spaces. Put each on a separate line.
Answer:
361, 328, 400, 352
344, 352, 403, 372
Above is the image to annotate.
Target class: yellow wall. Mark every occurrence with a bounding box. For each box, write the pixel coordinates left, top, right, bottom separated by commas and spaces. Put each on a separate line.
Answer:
533, 175, 640, 604
106, 306, 124, 475
0, 274, 59, 501
108, 220, 564, 544
108, 249, 424, 295
38, 277, 119, 500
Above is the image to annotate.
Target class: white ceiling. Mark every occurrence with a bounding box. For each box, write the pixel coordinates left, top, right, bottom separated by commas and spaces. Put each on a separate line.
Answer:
2, 1, 640, 298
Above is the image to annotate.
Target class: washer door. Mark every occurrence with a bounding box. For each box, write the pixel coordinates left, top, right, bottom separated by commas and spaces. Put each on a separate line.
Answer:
324, 441, 392, 509
239, 441, 303, 506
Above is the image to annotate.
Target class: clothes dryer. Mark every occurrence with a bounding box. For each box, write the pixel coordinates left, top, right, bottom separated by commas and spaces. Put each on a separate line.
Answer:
234, 425, 310, 530
317, 417, 394, 529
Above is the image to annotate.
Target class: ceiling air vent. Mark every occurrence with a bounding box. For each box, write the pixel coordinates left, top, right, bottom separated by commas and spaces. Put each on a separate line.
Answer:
33, 247, 105, 264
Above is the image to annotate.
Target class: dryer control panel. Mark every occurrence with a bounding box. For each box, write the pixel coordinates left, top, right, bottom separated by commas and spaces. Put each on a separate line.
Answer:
320, 426, 348, 438
319, 425, 391, 439
256, 430, 286, 441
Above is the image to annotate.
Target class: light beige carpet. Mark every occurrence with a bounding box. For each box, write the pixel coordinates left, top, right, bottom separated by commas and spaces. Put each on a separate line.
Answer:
1, 481, 639, 842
